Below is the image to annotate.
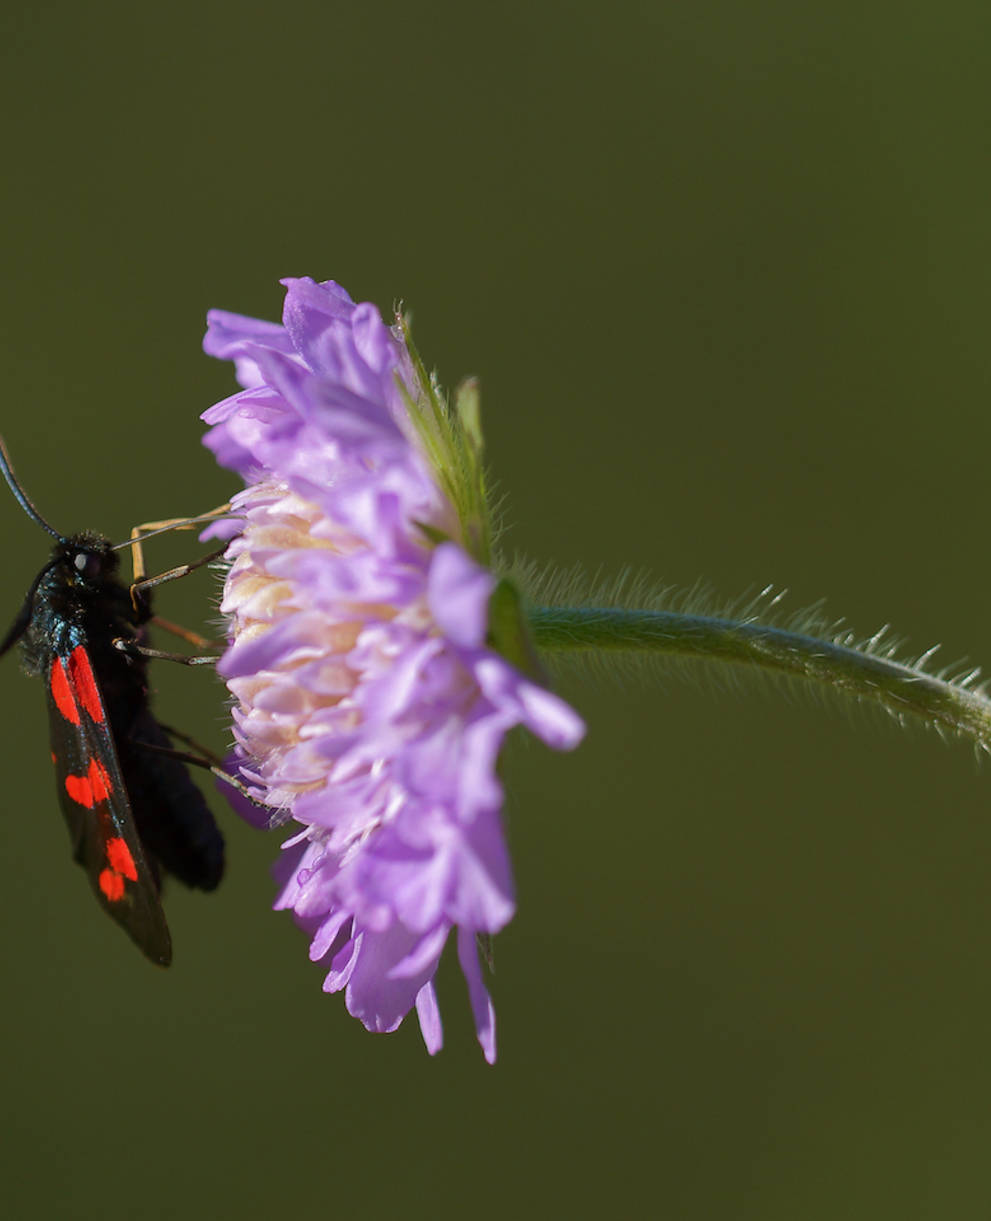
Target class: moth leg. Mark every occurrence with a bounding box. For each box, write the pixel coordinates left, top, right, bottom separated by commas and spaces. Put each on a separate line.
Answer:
127, 505, 235, 616
152, 722, 227, 767
149, 615, 216, 650
130, 543, 230, 613
131, 733, 275, 814
113, 637, 220, 666
128, 505, 232, 586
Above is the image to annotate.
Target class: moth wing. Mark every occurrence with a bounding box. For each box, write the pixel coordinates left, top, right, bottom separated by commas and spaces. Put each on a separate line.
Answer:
45, 645, 172, 966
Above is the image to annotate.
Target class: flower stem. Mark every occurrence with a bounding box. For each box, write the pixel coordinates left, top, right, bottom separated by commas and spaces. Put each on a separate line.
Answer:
528, 607, 991, 750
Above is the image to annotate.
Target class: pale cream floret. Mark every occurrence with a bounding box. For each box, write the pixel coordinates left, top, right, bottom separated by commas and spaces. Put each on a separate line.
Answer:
220, 485, 437, 805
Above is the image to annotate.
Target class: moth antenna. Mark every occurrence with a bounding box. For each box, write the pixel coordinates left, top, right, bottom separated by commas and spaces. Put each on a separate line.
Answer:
0, 435, 64, 540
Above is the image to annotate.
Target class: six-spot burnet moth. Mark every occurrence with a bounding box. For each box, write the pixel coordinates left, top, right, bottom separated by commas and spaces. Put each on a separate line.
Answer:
0, 437, 226, 965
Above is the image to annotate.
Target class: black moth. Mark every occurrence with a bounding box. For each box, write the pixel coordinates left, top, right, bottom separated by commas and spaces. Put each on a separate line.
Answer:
0, 439, 223, 965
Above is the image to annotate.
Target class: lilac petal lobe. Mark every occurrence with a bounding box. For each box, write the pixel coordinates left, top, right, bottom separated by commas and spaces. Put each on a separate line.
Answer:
457, 927, 497, 1064
428, 542, 494, 648
415, 982, 444, 1056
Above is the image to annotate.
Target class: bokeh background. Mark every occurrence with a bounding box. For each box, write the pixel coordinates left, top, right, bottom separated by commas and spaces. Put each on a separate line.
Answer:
1, 2, 989, 1217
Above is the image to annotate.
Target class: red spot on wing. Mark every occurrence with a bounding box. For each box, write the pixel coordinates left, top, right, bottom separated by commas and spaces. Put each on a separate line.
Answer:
65, 759, 115, 808
106, 836, 138, 882
99, 869, 126, 902
65, 772, 93, 807
50, 658, 80, 724
68, 646, 104, 723
89, 758, 112, 802
99, 837, 139, 903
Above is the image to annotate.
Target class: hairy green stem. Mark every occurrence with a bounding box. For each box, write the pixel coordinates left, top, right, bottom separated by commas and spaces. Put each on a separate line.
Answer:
528, 607, 991, 750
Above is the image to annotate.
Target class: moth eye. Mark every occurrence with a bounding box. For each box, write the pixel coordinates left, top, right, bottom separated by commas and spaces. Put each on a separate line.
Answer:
73, 552, 102, 580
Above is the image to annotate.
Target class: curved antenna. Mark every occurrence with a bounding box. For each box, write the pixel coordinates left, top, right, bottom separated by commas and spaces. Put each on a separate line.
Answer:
0, 435, 64, 540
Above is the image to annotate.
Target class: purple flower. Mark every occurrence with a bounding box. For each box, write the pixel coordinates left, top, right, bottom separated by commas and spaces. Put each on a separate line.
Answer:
201, 277, 584, 1061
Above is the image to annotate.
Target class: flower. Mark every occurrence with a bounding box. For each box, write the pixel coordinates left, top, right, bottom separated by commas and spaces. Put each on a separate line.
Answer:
200, 277, 585, 1061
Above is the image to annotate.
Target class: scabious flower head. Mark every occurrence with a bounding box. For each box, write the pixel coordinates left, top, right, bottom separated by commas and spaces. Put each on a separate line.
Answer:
201, 277, 584, 1061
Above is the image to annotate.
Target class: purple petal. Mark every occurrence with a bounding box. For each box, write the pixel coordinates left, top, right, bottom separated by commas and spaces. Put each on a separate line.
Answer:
388, 924, 450, 979
204, 308, 295, 364
458, 927, 497, 1065
415, 982, 444, 1056
217, 612, 332, 679
343, 923, 441, 1034
309, 908, 352, 961
428, 542, 494, 648
474, 656, 586, 750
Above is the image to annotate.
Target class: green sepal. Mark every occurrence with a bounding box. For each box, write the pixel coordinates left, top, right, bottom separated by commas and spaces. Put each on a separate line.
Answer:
413, 520, 453, 548
476, 931, 496, 974
394, 315, 492, 566
487, 577, 549, 685
454, 377, 483, 462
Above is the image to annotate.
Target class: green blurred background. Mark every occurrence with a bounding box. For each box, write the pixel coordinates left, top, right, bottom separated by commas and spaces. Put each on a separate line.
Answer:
1, 1, 989, 1216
